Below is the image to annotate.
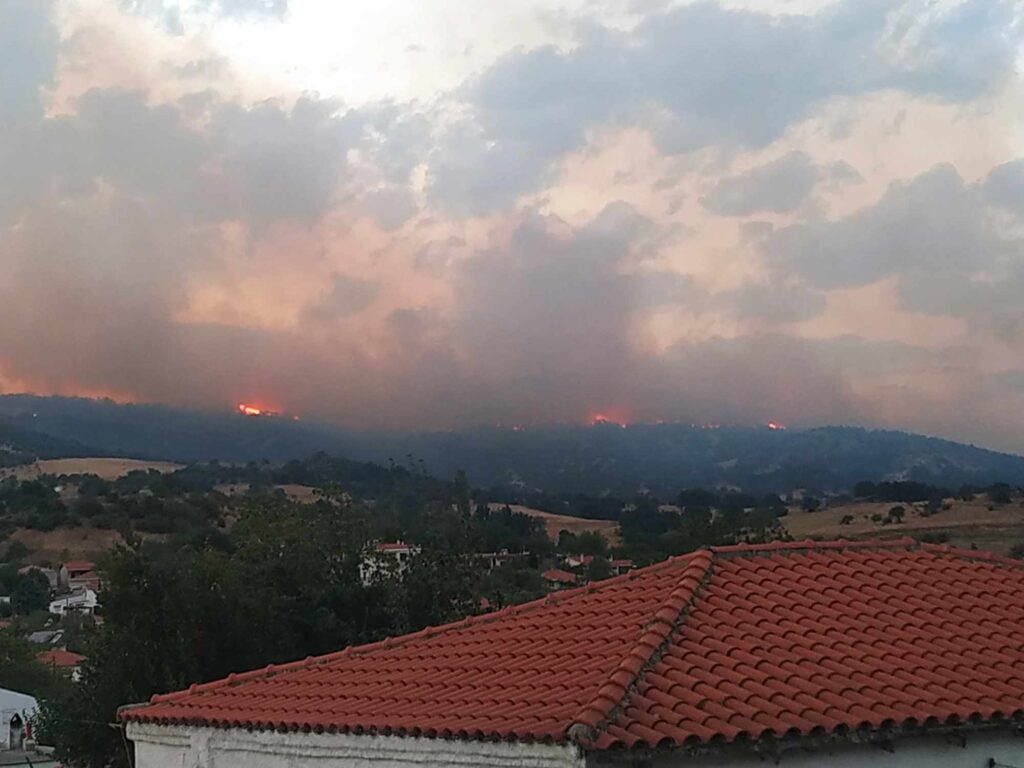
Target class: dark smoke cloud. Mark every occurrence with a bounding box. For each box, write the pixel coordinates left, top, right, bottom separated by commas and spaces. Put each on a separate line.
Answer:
0, 0, 1022, 454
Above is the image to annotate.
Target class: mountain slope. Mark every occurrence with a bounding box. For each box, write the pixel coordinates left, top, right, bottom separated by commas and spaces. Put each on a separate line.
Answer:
1, 394, 1022, 493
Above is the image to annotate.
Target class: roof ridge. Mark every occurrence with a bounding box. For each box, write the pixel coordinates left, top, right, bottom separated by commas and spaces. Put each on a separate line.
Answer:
147, 550, 707, 705
566, 548, 716, 745
710, 537, 918, 556
920, 541, 1024, 568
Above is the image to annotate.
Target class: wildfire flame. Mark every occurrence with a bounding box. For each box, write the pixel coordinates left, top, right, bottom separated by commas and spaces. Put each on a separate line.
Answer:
590, 410, 629, 428
238, 403, 263, 416
767, 421, 786, 430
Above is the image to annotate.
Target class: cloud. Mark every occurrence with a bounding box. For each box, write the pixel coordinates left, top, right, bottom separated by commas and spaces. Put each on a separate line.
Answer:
303, 275, 380, 323
428, 0, 1022, 212
722, 280, 827, 324
764, 164, 1018, 289
701, 151, 823, 216
118, 0, 289, 21
0, 0, 58, 123
982, 159, 1024, 215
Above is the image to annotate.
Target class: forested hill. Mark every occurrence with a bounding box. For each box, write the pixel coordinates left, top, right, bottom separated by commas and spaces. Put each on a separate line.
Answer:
0, 417, 97, 467
2, 394, 1024, 494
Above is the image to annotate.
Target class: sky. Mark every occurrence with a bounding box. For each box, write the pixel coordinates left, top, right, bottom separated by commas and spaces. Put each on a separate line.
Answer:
1, 0, 1023, 451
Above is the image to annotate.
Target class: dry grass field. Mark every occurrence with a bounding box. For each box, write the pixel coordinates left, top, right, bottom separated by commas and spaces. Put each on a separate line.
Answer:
11, 526, 126, 563
489, 503, 621, 545
1, 457, 183, 481
215, 483, 320, 503
783, 495, 1024, 555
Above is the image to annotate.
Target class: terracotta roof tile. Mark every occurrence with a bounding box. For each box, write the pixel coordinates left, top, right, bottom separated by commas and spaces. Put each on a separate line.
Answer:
541, 568, 578, 584
122, 538, 1024, 752
38, 649, 86, 667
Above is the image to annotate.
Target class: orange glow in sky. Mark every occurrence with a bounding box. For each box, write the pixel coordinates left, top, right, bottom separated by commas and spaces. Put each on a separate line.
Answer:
589, 407, 630, 428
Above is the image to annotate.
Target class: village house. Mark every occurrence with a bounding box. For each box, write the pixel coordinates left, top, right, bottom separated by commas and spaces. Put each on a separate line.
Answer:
48, 587, 98, 616
27, 629, 65, 648
608, 558, 634, 575
0, 688, 36, 752
59, 561, 100, 592
38, 649, 86, 682
473, 550, 529, 571
541, 567, 578, 588
563, 553, 594, 569
123, 539, 1024, 767
358, 542, 420, 585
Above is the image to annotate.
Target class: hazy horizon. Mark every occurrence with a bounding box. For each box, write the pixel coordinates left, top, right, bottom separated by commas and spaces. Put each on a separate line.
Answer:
1, 1, 1023, 452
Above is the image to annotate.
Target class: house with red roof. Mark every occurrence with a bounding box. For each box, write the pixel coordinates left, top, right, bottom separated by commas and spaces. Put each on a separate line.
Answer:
59, 560, 100, 591
541, 567, 578, 588
122, 539, 1024, 768
37, 649, 86, 681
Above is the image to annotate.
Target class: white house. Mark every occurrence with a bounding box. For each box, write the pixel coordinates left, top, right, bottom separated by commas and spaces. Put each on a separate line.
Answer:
123, 539, 1024, 768
48, 587, 98, 616
0, 688, 37, 751
357, 542, 420, 585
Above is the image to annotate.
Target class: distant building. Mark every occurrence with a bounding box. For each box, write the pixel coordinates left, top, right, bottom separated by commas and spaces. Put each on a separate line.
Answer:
563, 554, 594, 569
37, 650, 86, 682
27, 630, 64, 647
60, 561, 99, 591
541, 567, 577, 588
48, 588, 98, 616
607, 558, 634, 575
358, 542, 420, 585
0, 688, 37, 751
473, 550, 529, 571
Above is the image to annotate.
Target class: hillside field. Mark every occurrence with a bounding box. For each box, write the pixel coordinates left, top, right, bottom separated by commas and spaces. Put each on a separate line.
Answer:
783, 496, 1024, 554
489, 503, 621, 545
0, 457, 183, 481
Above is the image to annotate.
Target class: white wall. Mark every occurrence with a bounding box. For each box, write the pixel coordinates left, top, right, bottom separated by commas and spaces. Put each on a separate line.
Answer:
598, 731, 1024, 768
127, 722, 585, 768
127, 723, 1024, 768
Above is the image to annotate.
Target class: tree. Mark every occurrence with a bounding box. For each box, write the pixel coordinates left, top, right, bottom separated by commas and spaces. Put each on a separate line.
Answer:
12, 570, 49, 614
0, 631, 65, 699
39, 494, 483, 768
988, 484, 1012, 505
585, 556, 612, 582
573, 531, 609, 557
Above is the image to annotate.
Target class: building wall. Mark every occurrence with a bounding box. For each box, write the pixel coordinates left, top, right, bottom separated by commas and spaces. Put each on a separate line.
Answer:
597, 731, 1024, 768
127, 723, 585, 768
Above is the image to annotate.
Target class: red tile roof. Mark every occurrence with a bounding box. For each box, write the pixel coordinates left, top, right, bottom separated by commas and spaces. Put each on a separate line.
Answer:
38, 649, 86, 668
541, 567, 578, 584
63, 560, 95, 574
376, 542, 413, 552
122, 539, 1024, 753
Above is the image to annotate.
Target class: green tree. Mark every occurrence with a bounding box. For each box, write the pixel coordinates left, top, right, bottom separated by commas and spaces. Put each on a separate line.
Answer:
0, 631, 66, 699
39, 493, 482, 768
12, 570, 50, 614
573, 531, 609, 557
